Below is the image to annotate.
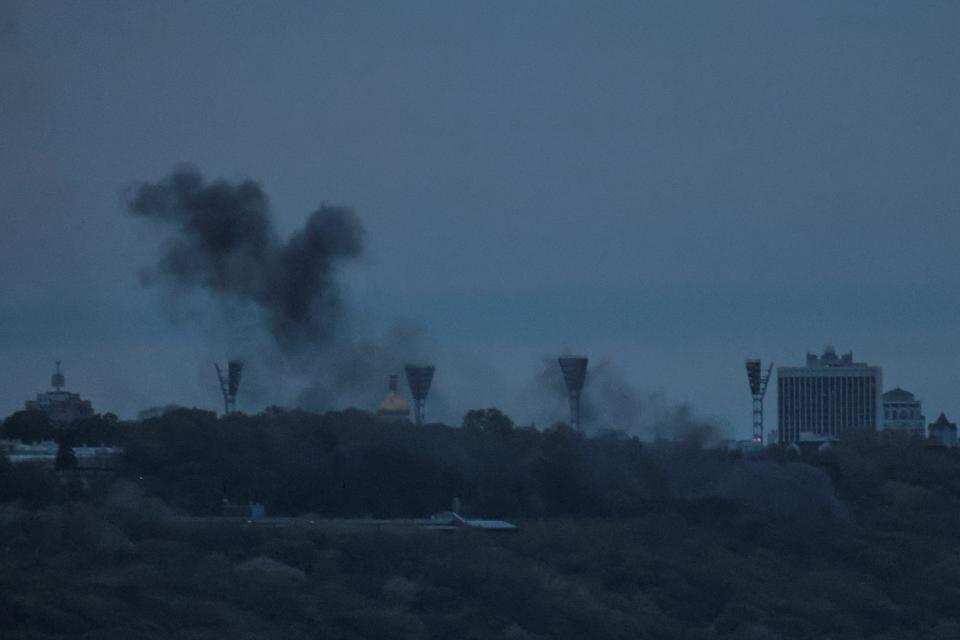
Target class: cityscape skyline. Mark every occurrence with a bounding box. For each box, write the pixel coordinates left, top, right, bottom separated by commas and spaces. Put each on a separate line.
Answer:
9, 343, 953, 447
5, 4, 960, 637
3, 2, 960, 434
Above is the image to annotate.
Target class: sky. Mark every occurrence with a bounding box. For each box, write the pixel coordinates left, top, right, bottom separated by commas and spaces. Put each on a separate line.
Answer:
2, 1, 960, 436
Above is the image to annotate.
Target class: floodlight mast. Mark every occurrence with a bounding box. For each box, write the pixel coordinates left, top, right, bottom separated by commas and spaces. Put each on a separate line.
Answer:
215, 360, 244, 415
558, 356, 589, 431
745, 359, 774, 444
405, 365, 435, 425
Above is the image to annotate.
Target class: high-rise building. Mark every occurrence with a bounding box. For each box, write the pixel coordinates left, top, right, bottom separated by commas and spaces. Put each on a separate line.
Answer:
777, 347, 882, 444
882, 388, 925, 437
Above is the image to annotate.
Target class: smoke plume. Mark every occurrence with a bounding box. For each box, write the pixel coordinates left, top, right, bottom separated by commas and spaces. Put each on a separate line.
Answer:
527, 355, 723, 441
296, 322, 431, 412
643, 443, 848, 520
127, 167, 364, 350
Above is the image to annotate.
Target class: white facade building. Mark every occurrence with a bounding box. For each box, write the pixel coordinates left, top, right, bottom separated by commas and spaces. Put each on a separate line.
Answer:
882, 388, 925, 437
777, 347, 882, 445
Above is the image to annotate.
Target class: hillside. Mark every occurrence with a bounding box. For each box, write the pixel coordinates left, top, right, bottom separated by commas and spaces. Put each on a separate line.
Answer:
2, 409, 960, 639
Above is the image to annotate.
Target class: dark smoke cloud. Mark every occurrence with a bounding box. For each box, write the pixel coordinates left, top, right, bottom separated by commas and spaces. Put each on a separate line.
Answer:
127, 167, 364, 350
528, 355, 723, 441
296, 322, 432, 412
127, 166, 443, 416
648, 443, 848, 520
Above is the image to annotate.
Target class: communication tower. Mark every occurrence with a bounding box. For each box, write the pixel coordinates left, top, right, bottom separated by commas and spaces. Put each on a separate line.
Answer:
404, 364, 435, 425
558, 356, 589, 430
51, 361, 65, 391
745, 359, 774, 444
215, 360, 244, 415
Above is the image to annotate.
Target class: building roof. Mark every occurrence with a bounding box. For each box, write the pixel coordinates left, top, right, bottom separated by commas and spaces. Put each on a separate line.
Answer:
378, 391, 410, 416
794, 346, 865, 369
930, 413, 957, 431
377, 375, 410, 417
883, 387, 916, 402
428, 512, 518, 531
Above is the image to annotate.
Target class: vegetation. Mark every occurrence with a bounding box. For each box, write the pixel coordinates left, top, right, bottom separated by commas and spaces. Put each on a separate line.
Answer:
3, 408, 960, 638
111, 408, 659, 518
2, 411, 121, 447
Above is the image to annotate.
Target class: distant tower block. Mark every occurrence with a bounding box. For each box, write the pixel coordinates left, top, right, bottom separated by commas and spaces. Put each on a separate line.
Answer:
745, 359, 774, 444
405, 364, 435, 425
51, 361, 65, 391
558, 356, 589, 430
215, 360, 244, 415
25, 362, 94, 424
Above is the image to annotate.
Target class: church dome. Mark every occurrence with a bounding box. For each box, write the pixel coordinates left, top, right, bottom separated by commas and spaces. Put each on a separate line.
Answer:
377, 375, 410, 419
378, 392, 410, 415
882, 387, 915, 402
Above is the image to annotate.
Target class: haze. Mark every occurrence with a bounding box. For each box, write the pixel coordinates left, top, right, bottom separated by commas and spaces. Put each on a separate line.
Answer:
3, 1, 960, 435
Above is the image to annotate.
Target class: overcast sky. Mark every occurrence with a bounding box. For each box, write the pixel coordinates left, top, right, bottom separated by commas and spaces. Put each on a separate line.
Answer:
2, 1, 960, 435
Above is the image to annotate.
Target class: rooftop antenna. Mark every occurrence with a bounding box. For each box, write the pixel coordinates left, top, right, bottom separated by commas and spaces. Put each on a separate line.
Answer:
51, 361, 65, 391
745, 359, 774, 444
405, 364, 435, 425
215, 360, 244, 415
558, 356, 589, 430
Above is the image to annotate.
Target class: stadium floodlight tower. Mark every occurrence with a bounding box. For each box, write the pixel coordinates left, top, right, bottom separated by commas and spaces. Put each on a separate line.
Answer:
745, 359, 774, 444
558, 356, 589, 431
404, 364, 435, 425
215, 360, 244, 415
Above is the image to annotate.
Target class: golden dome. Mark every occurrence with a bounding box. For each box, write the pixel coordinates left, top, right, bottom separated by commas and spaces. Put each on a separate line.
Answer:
377, 375, 410, 418
378, 391, 410, 415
